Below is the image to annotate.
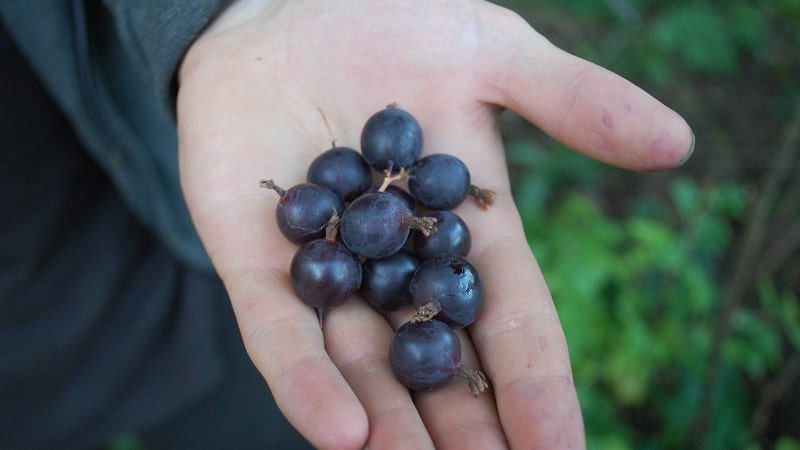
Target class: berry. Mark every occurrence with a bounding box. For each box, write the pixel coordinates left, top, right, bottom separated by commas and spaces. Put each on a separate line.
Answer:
289, 215, 362, 309
389, 319, 461, 391
262, 103, 497, 396
413, 210, 471, 258
409, 254, 484, 328
408, 154, 471, 210
260, 180, 343, 245
367, 184, 418, 216
360, 106, 423, 172
389, 319, 490, 395
361, 249, 420, 311
306, 146, 372, 203
340, 191, 436, 259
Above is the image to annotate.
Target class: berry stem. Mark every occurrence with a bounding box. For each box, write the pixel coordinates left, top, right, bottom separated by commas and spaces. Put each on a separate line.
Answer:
402, 214, 438, 236
411, 301, 442, 323
324, 209, 341, 241
468, 185, 497, 210
259, 179, 286, 196
377, 167, 409, 192
457, 365, 490, 396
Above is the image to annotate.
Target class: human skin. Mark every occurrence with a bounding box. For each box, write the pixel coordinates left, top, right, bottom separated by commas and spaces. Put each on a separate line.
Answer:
176, 1, 693, 448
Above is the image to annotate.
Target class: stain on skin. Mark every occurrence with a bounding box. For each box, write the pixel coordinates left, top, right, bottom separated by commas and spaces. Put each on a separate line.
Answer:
602, 109, 614, 130
538, 335, 549, 352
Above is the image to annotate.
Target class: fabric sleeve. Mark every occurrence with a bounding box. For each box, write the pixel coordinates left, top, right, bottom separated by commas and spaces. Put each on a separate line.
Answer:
0, 1, 231, 271
102, 0, 230, 110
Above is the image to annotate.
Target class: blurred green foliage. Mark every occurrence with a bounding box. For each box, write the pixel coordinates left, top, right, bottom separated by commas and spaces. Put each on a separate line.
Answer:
507, 138, 799, 449
497, 0, 799, 447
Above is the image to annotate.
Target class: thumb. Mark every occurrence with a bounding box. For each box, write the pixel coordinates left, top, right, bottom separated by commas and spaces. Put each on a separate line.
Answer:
478, 4, 694, 171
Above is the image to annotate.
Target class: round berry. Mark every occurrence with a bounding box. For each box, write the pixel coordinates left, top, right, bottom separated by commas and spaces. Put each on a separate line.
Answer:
340, 191, 436, 259
409, 254, 484, 328
360, 106, 423, 172
361, 249, 420, 311
413, 210, 471, 258
307, 146, 372, 203
408, 154, 470, 210
389, 319, 461, 391
290, 238, 362, 309
263, 181, 343, 245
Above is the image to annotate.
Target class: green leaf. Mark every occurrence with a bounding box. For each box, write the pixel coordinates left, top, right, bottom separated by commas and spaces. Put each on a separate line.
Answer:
776, 436, 800, 450
652, 5, 739, 74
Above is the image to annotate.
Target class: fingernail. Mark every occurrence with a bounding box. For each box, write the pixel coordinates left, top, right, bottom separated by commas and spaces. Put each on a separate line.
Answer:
678, 129, 695, 166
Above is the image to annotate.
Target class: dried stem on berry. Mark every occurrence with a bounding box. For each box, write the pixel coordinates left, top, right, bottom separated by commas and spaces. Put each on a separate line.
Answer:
402, 214, 438, 237
468, 185, 497, 210
411, 301, 442, 323
324, 209, 341, 241
457, 365, 490, 396
377, 167, 409, 192
259, 179, 286, 196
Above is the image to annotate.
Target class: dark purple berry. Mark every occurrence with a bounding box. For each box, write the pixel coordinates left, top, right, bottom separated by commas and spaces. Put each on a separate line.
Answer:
409, 254, 484, 328
367, 184, 418, 216
361, 249, 420, 311
413, 210, 471, 258
408, 154, 470, 210
261, 180, 343, 245
340, 191, 435, 259
360, 106, 423, 172
290, 238, 362, 309
307, 146, 372, 203
389, 319, 461, 391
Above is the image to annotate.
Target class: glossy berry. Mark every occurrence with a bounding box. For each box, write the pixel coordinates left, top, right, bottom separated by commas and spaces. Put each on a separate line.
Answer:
389, 319, 461, 391
367, 184, 418, 216
290, 238, 362, 309
408, 153, 470, 210
361, 249, 420, 311
306, 146, 372, 203
340, 191, 434, 259
413, 210, 471, 259
409, 254, 484, 328
261, 180, 343, 245
360, 106, 423, 172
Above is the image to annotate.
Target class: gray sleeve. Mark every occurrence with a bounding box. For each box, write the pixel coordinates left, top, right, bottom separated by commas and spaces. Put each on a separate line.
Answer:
0, 1, 231, 271
103, 0, 230, 109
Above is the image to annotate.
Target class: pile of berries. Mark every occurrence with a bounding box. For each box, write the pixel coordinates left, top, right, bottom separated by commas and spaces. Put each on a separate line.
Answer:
261, 105, 495, 395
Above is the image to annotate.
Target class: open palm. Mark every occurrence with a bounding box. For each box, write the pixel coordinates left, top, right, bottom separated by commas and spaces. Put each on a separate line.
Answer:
176, 1, 693, 448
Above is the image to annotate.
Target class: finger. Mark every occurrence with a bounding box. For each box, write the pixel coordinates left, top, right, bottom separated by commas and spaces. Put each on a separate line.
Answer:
177, 91, 369, 449
476, 3, 694, 171
227, 266, 369, 450
324, 298, 435, 450
469, 235, 585, 449
415, 118, 585, 448
384, 309, 509, 450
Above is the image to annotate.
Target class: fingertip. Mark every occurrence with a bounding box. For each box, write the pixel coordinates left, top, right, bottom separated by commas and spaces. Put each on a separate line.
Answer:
498, 376, 585, 449
312, 411, 370, 450
234, 297, 370, 449
639, 111, 695, 172
281, 363, 369, 450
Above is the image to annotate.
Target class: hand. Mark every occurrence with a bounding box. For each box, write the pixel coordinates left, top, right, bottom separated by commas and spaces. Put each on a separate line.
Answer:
176, 1, 693, 448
